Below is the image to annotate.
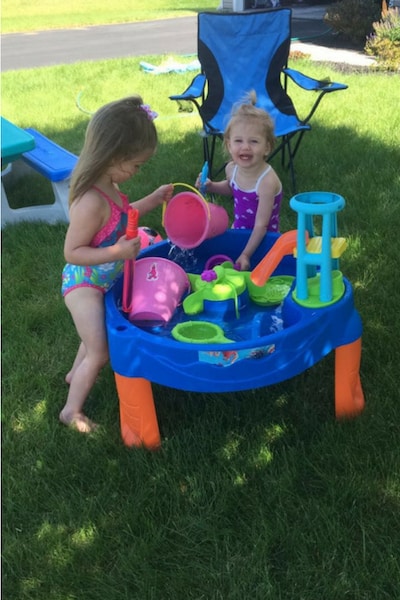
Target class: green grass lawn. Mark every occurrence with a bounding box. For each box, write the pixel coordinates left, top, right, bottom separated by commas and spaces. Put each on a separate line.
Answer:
2, 32, 400, 600
1, 0, 216, 32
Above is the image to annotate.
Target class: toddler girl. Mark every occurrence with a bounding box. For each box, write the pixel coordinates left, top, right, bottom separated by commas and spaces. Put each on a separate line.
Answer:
198, 91, 282, 271
60, 95, 173, 432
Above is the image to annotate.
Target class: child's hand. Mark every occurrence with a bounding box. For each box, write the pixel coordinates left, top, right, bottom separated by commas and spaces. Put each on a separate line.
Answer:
154, 183, 174, 206
235, 253, 250, 272
116, 235, 141, 260
195, 174, 211, 192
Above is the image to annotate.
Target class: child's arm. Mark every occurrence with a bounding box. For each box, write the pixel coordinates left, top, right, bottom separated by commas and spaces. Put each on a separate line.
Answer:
205, 179, 232, 196
64, 190, 140, 266
195, 162, 233, 196
235, 173, 281, 271
235, 223, 269, 272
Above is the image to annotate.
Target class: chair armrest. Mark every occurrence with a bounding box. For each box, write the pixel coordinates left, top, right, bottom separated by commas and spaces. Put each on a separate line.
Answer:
169, 74, 207, 101
284, 67, 348, 93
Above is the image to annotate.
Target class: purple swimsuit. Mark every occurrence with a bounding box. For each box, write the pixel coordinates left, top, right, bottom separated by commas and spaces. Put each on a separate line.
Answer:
61, 186, 130, 297
231, 165, 282, 232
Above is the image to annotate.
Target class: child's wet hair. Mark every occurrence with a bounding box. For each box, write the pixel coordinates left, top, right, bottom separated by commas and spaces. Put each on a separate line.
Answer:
86, 96, 157, 162
69, 95, 158, 204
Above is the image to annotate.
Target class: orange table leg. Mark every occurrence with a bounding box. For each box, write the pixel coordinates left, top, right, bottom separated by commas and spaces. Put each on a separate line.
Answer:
114, 374, 161, 449
335, 337, 365, 418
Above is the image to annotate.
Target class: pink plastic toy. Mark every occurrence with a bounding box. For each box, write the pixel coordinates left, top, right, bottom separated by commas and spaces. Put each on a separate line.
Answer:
122, 207, 139, 313
163, 183, 229, 249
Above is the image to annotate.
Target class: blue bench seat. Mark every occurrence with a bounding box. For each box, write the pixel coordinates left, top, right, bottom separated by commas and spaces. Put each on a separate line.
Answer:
22, 128, 77, 182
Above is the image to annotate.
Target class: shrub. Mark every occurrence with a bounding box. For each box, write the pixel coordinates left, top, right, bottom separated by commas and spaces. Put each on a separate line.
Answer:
365, 6, 400, 70
324, 0, 382, 45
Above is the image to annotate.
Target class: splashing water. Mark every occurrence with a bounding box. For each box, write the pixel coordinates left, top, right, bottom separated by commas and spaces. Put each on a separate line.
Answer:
167, 244, 199, 272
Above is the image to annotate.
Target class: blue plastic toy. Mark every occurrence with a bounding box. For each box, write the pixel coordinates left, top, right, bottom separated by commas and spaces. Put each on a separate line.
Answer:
199, 161, 209, 196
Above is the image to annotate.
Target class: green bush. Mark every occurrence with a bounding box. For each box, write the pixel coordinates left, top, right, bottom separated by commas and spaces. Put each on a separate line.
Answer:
365, 7, 400, 69
324, 0, 382, 45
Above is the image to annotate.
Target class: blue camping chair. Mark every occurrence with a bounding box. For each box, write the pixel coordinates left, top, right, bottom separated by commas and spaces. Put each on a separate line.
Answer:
170, 8, 347, 191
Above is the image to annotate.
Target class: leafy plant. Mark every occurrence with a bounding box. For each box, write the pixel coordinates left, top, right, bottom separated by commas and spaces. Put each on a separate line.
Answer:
365, 6, 400, 69
324, 0, 382, 45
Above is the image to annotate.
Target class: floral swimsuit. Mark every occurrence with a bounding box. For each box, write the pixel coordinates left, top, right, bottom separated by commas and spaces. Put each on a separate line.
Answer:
231, 164, 283, 232
61, 186, 130, 297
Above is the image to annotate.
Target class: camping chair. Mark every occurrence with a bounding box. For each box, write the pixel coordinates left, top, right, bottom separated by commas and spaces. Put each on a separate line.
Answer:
169, 8, 347, 191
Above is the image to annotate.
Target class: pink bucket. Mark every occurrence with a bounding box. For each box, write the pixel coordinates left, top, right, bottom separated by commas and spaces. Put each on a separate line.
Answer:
127, 257, 190, 323
164, 189, 229, 249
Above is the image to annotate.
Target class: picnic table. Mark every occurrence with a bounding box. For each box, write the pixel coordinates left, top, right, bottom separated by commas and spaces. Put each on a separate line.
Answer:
1, 116, 35, 164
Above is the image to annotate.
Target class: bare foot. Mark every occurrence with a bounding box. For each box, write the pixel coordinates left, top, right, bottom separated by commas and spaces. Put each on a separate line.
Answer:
59, 409, 98, 433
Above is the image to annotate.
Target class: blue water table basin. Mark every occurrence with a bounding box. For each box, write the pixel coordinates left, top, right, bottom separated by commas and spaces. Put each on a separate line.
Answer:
105, 225, 365, 449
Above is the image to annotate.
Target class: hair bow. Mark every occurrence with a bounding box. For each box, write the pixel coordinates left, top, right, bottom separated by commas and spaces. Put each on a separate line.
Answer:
140, 104, 158, 121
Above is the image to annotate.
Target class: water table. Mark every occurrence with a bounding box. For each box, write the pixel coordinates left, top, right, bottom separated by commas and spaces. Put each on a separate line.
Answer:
105, 197, 365, 450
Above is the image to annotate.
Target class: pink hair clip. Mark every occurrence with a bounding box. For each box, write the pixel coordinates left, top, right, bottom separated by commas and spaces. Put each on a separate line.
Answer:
140, 104, 158, 121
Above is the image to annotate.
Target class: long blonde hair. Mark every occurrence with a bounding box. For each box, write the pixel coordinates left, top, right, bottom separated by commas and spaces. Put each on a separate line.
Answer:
69, 95, 158, 205
224, 90, 276, 155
